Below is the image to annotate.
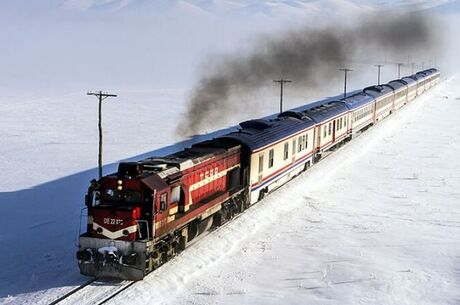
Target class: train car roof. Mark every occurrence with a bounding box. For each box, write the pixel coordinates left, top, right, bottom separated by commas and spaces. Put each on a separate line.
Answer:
363, 85, 394, 97
416, 71, 431, 78
401, 76, 416, 85
220, 116, 315, 152
338, 92, 375, 110
410, 74, 424, 81
387, 80, 407, 90
300, 101, 349, 123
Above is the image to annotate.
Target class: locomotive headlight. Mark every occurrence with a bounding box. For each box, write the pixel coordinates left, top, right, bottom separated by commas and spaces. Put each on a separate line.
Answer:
117, 180, 123, 185
117, 185, 123, 191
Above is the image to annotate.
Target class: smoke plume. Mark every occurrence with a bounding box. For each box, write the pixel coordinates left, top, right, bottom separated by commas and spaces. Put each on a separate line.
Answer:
177, 12, 441, 136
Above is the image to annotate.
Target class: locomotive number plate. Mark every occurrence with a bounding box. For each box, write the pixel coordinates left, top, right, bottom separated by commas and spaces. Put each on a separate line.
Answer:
103, 218, 124, 225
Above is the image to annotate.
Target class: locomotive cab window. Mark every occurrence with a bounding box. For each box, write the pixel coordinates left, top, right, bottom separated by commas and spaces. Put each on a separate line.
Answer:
171, 186, 183, 204
91, 190, 101, 207
159, 193, 168, 212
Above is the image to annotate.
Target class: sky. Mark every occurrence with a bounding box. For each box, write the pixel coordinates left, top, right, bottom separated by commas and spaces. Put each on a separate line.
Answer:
0, 0, 458, 94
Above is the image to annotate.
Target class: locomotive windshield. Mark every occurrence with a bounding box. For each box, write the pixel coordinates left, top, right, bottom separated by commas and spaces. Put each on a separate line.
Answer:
91, 188, 141, 207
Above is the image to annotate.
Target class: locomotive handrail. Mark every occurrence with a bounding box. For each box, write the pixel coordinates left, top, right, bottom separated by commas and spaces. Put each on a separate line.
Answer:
134, 219, 150, 241
75, 207, 88, 247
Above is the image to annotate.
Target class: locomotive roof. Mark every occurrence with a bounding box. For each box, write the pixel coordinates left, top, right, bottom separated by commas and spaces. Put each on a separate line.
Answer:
139, 142, 239, 178
363, 85, 393, 97
339, 92, 375, 110
220, 116, 315, 152
300, 101, 349, 123
387, 80, 407, 90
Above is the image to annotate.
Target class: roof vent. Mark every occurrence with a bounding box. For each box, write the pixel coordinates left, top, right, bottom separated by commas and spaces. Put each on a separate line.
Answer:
239, 119, 272, 130
278, 111, 304, 120
118, 162, 143, 178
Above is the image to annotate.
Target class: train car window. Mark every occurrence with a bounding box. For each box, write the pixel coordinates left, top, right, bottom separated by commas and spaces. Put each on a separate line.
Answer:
160, 193, 168, 212
323, 126, 327, 138
258, 154, 264, 173
305, 134, 309, 149
284, 142, 289, 160
302, 135, 306, 150
298, 136, 302, 152
292, 139, 296, 155
328, 122, 332, 135
268, 149, 274, 168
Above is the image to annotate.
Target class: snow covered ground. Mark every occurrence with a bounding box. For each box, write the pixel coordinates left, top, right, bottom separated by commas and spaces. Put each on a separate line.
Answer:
99, 76, 459, 305
2, 75, 458, 305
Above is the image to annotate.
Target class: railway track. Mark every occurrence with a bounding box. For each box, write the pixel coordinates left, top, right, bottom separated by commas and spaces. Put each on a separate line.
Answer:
47, 278, 135, 305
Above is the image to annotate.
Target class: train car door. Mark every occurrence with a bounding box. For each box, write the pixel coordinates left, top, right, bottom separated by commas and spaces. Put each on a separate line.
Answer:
332, 120, 336, 142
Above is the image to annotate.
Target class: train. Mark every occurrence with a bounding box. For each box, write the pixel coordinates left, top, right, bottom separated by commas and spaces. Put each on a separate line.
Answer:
77, 68, 440, 280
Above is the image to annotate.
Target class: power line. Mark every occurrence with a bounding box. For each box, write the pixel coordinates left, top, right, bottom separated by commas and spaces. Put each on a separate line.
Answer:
87, 91, 118, 179
273, 79, 292, 114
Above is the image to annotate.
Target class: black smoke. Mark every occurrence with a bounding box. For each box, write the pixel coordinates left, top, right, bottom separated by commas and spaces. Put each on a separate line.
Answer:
177, 12, 441, 136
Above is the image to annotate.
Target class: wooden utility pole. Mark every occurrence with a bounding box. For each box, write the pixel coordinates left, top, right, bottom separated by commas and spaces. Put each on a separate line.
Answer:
375, 64, 384, 85
87, 91, 118, 179
339, 68, 352, 98
273, 79, 292, 113
411, 62, 415, 74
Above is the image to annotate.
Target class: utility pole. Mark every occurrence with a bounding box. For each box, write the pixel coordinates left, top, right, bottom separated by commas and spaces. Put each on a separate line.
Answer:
339, 68, 353, 98
375, 64, 384, 85
397, 63, 404, 79
411, 62, 415, 74
273, 79, 292, 113
87, 91, 118, 179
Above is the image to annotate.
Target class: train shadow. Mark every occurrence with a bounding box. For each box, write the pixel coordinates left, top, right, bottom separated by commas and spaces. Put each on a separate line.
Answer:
0, 127, 235, 300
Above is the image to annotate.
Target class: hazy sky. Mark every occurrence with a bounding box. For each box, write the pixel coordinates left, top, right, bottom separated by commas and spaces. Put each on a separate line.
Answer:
0, 0, 457, 93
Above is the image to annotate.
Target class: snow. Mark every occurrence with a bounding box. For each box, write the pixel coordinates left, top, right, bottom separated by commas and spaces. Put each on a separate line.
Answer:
97, 246, 118, 254
2, 75, 458, 305
99, 77, 460, 305
0, 1, 459, 304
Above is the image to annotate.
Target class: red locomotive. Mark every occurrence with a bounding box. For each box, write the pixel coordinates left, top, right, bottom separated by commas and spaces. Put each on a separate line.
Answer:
77, 139, 249, 280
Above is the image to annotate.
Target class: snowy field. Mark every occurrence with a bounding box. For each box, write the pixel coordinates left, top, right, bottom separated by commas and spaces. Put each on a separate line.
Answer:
2, 75, 459, 304
101, 76, 460, 305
